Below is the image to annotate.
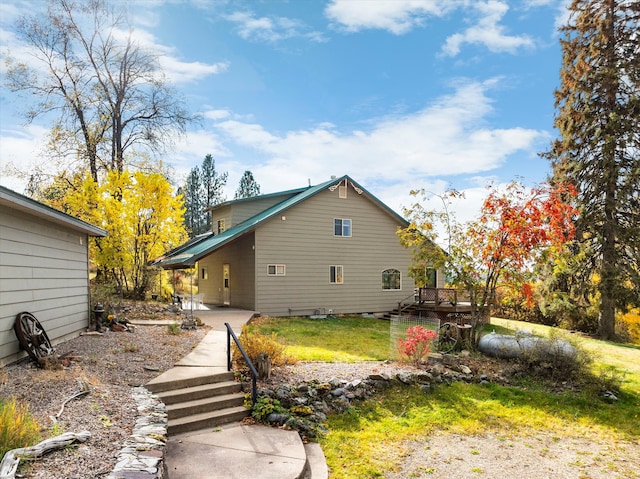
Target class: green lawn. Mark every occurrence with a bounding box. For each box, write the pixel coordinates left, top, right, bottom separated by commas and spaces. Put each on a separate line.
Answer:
490, 317, 640, 395
253, 315, 640, 479
251, 316, 391, 362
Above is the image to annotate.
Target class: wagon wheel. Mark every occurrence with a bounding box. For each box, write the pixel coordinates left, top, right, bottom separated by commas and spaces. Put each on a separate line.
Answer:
436, 322, 458, 353
14, 312, 54, 365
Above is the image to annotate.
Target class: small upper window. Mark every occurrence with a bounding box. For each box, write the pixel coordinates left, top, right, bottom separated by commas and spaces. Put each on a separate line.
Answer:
382, 269, 401, 290
201, 267, 208, 280
267, 264, 286, 276
330, 265, 344, 284
334, 218, 352, 237
217, 219, 226, 234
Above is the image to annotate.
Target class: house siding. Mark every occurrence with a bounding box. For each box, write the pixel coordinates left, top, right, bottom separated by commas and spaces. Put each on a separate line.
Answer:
254, 186, 414, 316
211, 193, 299, 230
0, 208, 91, 366
198, 233, 255, 309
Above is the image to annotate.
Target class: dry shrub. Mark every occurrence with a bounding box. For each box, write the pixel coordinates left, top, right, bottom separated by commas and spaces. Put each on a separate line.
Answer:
232, 325, 295, 368
0, 397, 41, 458
517, 329, 592, 382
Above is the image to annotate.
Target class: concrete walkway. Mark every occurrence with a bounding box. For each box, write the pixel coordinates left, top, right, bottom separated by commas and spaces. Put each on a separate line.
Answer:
142, 307, 314, 479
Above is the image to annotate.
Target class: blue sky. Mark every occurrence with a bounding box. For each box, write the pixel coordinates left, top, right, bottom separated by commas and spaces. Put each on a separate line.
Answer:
0, 0, 570, 223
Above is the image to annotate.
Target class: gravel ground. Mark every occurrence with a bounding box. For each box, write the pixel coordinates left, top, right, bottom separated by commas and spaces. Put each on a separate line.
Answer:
2, 316, 639, 479
0, 323, 206, 479
264, 361, 640, 479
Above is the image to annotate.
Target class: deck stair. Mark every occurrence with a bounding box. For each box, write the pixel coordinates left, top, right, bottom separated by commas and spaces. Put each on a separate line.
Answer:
145, 370, 249, 435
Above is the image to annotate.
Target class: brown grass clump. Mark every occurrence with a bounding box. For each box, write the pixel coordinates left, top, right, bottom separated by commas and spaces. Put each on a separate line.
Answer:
233, 325, 296, 368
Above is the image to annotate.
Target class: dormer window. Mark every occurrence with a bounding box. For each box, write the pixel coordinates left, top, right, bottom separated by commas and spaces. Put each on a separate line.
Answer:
217, 219, 225, 234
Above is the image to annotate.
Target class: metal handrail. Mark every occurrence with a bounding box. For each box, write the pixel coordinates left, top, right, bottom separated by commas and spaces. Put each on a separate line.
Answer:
225, 322, 259, 406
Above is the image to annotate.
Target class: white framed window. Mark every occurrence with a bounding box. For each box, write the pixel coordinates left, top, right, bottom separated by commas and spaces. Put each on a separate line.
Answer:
382, 268, 401, 290
267, 264, 286, 276
201, 267, 208, 280
330, 265, 344, 284
217, 219, 226, 234
334, 218, 352, 237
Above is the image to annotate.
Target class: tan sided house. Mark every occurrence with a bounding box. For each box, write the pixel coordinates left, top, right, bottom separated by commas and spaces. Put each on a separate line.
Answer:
0, 186, 106, 366
154, 175, 444, 317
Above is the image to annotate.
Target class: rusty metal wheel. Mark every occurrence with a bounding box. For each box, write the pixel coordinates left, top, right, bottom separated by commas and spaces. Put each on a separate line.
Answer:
436, 322, 459, 353
14, 312, 54, 365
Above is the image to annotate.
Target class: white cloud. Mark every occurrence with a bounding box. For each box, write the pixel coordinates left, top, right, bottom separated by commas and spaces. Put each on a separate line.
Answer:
0, 125, 51, 192
158, 56, 229, 84
553, 0, 572, 32
123, 27, 229, 84
226, 10, 327, 43
326, 0, 536, 56
442, 1, 535, 56
325, 0, 454, 35
206, 79, 546, 210
203, 109, 232, 120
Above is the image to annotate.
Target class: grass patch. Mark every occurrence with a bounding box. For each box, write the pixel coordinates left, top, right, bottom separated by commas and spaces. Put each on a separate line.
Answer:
490, 317, 640, 394
251, 316, 390, 362
255, 315, 640, 478
322, 381, 640, 478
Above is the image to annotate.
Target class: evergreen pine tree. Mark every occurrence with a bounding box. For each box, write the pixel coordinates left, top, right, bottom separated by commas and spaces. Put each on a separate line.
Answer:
235, 170, 261, 199
545, 0, 640, 339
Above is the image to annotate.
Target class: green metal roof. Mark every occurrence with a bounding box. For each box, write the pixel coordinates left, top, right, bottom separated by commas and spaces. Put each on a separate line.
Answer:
152, 175, 408, 269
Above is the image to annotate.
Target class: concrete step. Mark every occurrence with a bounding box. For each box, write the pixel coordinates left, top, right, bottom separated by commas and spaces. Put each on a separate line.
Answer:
166, 392, 246, 420
168, 405, 250, 436
155, 380, 241, 405
301, 443, 329, 479
146, 370, 234, 393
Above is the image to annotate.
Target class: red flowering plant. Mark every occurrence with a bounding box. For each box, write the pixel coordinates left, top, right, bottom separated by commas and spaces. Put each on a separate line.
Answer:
397, 326, 438, 367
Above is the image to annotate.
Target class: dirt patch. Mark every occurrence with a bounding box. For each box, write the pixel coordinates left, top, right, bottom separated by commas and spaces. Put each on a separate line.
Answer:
386, 432, 640, 479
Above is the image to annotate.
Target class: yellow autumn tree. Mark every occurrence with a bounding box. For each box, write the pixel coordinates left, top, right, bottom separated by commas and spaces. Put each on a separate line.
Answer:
65, 170, 187, 299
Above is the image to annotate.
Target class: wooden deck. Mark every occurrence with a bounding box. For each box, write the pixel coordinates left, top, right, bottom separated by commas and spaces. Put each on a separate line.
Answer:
398, 287, 473, 322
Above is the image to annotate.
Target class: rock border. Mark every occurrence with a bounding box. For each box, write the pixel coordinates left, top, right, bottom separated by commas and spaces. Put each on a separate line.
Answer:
105, 387, 168, 479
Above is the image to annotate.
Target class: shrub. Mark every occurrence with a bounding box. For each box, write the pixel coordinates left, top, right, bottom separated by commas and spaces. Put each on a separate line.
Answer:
517, 329, 592, 382
167, 322, 181, 335
397, 326, 437, 366
233, 325, 294, 368
618, 309, 640, 344
0, 397, 41, 458
251, 396, 287, 421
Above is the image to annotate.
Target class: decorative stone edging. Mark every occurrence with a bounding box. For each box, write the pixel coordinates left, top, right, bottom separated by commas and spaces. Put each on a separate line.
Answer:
105, 387, 168, 479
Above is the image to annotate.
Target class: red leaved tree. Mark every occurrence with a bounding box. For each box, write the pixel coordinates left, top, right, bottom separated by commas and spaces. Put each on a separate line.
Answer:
400, 181, 578, 346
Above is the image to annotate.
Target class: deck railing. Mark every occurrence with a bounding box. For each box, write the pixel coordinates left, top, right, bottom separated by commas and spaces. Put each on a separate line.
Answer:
398, 287, 471, 314
225, 322, 258, 406
416, 287, 458, 306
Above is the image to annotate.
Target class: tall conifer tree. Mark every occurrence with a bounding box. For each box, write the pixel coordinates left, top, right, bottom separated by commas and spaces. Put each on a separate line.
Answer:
235, 171, 261, 199
545, 0, 640, 339
182, 155, 228, 237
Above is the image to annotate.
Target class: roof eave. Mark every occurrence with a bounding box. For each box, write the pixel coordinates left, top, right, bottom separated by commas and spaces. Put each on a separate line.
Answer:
0, 185, 107, 237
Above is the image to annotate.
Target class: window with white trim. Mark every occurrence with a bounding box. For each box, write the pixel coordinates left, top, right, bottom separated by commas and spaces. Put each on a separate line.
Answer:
382, 268, 401, 290
217, 219, 226, 234
330, 265, 344, 284
267, 264, 286, 276
333, 218, 351, 237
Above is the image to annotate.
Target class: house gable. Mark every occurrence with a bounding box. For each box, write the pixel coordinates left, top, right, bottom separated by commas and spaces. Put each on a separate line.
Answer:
252, 180, 413, 316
